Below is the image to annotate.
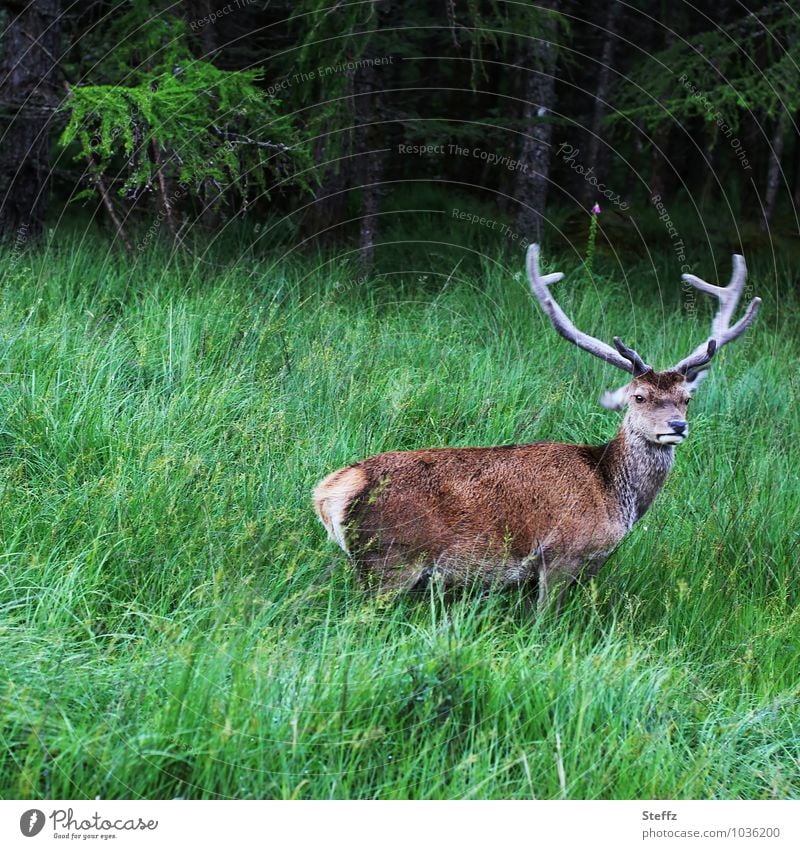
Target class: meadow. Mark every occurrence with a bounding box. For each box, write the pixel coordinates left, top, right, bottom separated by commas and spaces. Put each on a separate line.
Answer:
0, 233, 798, 799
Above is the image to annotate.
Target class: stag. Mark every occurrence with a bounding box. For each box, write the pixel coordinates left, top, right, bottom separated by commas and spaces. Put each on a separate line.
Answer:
313, 246, 760, 608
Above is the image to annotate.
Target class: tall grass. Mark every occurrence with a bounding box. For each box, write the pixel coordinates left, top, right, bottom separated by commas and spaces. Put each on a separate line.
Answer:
0, 237, 797, 799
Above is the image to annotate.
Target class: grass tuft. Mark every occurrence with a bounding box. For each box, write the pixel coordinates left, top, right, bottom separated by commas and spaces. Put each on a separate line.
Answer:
0, 241, 797, 799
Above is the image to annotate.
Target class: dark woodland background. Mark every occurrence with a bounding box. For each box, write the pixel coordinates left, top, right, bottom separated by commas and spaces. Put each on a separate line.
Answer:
1, 0, 798, 270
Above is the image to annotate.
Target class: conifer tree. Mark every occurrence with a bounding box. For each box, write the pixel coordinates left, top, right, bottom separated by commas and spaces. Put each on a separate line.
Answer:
59, 0, 309, 249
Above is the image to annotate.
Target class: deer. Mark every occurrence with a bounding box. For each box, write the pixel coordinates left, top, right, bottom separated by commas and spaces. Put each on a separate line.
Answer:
313, 245, 760, 609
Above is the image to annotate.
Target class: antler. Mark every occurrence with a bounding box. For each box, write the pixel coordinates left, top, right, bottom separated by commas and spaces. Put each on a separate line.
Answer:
526, 243, 650, 376
670, 254, 761, 374
676, 339, 717, 375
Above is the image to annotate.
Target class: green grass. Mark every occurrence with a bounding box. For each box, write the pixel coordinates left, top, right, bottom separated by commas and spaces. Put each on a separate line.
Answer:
0, 235, 798, 799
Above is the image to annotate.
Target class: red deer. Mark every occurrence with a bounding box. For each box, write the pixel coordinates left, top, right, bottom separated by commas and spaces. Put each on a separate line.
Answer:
313, 246, 760, 608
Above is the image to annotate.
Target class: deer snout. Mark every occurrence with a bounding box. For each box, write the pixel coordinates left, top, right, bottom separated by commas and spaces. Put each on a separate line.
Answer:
668, 418, 687, 435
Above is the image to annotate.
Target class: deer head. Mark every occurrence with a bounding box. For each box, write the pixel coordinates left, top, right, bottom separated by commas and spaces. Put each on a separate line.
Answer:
527, 245, 760, 446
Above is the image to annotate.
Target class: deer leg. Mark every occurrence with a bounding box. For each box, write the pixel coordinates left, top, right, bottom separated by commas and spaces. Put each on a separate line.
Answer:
537, 557, 581, 616
537, 565, 550, 614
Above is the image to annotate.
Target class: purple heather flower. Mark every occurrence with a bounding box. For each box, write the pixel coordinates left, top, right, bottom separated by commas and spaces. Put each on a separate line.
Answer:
591, 203, 601, 214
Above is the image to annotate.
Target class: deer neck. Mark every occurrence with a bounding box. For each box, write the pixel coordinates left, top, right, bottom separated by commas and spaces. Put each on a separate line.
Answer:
602, 422, 675, 529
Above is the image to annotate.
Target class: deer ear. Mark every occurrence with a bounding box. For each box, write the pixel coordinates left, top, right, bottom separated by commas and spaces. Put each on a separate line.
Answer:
599, 383, 630, 411
684, 368, 709, 395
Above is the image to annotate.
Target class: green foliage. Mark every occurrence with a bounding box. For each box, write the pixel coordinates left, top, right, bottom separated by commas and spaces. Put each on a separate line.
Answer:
59, 1, 309, 219
610, 6, 800, 131
275, 0, 379, 167
0, 237, 797, 799
273, 1, 569, 173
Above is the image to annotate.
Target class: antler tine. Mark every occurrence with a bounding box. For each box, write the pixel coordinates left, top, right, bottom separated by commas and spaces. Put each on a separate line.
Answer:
612, 337, 651, 377
682, 254, 745, 337
671, 254, 761, 373
677, 339, 717, 376
526, 244, 648, 375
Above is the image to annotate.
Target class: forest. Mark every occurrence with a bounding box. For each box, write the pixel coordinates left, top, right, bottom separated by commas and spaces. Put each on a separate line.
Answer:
0, 0, 798, 801
2, 0, 799, 256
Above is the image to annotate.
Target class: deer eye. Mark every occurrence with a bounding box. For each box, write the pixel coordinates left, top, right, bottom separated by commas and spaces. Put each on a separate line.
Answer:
633, 394, 645, 404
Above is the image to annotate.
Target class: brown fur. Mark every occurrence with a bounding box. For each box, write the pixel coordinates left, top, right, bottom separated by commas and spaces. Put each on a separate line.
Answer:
313, 370, 694, 596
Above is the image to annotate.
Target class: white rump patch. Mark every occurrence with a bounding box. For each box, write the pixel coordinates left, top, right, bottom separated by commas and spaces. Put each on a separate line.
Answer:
312, 466, 367, 554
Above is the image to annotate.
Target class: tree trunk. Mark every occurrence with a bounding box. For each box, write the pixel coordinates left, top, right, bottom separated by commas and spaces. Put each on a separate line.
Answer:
351, 1, 394, 274
516, 1, 560, 243
353, 58, 384, 274
647, 20, 675, 202
648, 126, 672, 200
185, 0, 219, 59
762, 111, 789, 231
0, 0, 62, 243
300, 113, 354, 247
151, 140, 180, 243
583, 2, 621, 205
91, 160, 133, 255
792, 117, 800, 224
699, 123, 719, 207
623, 118, 646, 201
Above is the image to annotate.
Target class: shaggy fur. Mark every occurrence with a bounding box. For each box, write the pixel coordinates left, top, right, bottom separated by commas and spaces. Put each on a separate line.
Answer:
313, 369, 693, 594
